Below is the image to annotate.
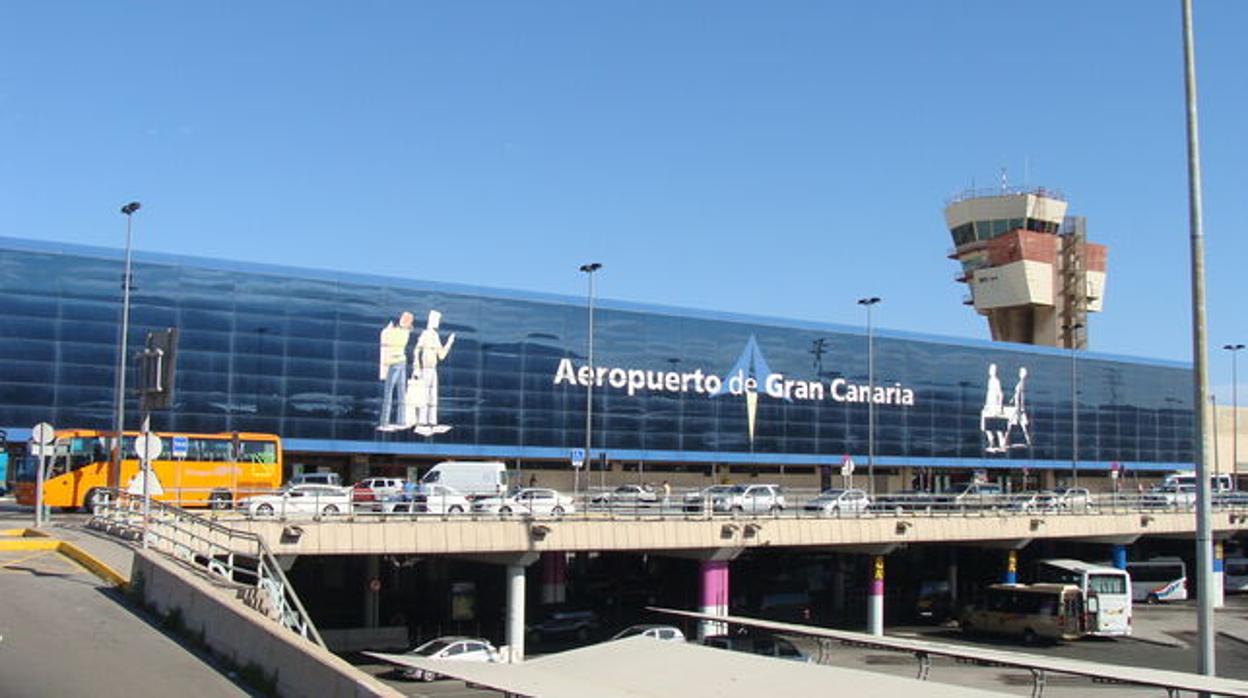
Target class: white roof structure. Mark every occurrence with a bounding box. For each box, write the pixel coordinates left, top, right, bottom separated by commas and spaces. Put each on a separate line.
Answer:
366, 636, 1015, 698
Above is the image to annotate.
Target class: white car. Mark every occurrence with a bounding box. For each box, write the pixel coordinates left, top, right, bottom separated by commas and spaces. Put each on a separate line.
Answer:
383, 484, 471, 515
803, 488, 870, 516
396, 636, 499, 681
611, 624, 686, 642
471, 488, 575, 517
242, 484, 351, 518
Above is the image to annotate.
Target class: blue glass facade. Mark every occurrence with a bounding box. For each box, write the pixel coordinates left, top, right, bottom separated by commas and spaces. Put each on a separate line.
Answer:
0, 236, 1193, 471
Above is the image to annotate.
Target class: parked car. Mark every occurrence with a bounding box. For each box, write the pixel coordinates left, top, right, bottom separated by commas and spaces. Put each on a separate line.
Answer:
1052, 487, 1095, 512
591, 484, 659, 510
941, 483, 1005, 510
914, 580, 955, 623
702, 633, 810, 662
685, 484, 784, 514
1143, 484, 1196, 509
1007, 491, 1059, 513
683, 485, 738, 513
610, 624, 686, 642
380, 483, 472, 515
352, 477, 407, 505
241, 484, 351, 518
287, 471, 342, 487
868, 489, 935, 514
529, 610, 600, 643
803, 488, 870, 516
394, 636, 499, 681
471, 488, 575, 517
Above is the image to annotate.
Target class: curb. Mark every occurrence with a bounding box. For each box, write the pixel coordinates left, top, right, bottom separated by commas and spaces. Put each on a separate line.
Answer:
1218, 631, 1248, 647
0, 528, 128, 589
1125, 634, 1186, 649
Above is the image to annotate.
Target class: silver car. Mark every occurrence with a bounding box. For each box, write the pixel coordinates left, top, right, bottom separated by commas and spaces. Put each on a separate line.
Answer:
804, 488, 871, 516
396, 636, 499, 681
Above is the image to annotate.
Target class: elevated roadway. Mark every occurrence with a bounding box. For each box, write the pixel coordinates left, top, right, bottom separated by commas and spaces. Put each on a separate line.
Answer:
213, 508, 1248, 557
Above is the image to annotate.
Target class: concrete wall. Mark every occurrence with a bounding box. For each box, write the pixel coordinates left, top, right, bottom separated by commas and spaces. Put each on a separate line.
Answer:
131, 550, 401, 698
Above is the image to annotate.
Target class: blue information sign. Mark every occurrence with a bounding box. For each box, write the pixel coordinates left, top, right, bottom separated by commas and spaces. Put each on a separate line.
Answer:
172, 435, 189, 459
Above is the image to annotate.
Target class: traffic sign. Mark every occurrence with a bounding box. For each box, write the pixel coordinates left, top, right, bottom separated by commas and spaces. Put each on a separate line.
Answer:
135, 433, 163, 461
31, 422, 54, 446
840, 455, 855, 477
172, 435, 189, 459
570, 448, 586, 469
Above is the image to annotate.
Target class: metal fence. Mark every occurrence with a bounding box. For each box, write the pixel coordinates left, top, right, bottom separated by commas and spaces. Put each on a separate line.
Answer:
89, 489, 324, 647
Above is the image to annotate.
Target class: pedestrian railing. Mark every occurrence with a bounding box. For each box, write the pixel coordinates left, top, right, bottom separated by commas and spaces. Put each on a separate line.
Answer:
89, 488, 324, 648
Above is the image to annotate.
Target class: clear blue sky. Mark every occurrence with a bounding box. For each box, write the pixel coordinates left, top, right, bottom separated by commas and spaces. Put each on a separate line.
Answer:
2, 2, 1245, 394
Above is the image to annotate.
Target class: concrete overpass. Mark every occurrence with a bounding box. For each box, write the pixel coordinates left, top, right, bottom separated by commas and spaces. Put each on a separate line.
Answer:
215, 509, 1248, 557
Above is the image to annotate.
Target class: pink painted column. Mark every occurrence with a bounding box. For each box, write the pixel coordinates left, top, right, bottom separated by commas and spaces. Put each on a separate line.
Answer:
540, 552, 567, 605
698, 559, 730, 640
868, 555, 884, 636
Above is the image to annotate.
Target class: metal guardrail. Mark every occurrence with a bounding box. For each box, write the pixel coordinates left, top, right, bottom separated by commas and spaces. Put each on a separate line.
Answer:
89, 489, 325, 648
125, 486, 1248, 525
651, 607, 1248, 698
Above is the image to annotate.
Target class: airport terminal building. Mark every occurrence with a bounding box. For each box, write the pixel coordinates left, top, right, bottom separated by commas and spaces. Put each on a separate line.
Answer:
0, 236, 1194, 488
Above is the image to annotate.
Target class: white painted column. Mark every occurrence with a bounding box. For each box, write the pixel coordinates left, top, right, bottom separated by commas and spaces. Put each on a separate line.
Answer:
868, 555, 884, 636
506, 564, 526, 662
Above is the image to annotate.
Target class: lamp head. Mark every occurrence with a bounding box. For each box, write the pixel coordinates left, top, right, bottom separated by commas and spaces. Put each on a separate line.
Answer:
857, 297, 881, 306
579, 262, 602, 273
120, 201, 141, 216
1224, 343, 1246, 351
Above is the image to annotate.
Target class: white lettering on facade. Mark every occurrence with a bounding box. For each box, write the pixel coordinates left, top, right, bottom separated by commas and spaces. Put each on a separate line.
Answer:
554, 358, 916, 406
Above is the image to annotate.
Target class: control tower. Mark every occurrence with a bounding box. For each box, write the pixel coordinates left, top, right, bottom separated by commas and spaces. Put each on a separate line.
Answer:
944, 187, 1106, 348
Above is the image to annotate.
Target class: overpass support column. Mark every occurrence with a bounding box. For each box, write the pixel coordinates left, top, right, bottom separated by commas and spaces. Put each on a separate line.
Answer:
462, 552, 539, 663
1213, 542, 1225, 608
699, 559, 730, 640
1111, 545, 1127, 571
540, 552, 567, 605
868, 555, 885, 636
506, 563, 527, 662
1003, 550, 1018, 585
364, 555, 380, 628
948, 551, 959, 606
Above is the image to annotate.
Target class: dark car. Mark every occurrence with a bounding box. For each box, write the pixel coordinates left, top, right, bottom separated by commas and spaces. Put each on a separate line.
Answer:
702, 633, 811, 662
528, 610, 601, 643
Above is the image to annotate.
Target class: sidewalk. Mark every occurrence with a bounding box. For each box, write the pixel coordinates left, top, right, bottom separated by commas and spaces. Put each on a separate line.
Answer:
0, 500, 135, 583
1130, 599, 1248, 648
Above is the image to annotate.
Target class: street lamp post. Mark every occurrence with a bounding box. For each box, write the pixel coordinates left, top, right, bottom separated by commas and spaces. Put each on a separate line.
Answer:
858, 297, 881, 496
1068, 322, 1084, 488
1226, 344, 1245, 478
1181, 0, 1215, 676
112, 202, 141, 487
579, 263, 602, 505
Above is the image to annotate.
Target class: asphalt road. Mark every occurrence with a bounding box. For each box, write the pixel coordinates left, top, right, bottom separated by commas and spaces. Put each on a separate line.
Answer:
0, 543, 253, 698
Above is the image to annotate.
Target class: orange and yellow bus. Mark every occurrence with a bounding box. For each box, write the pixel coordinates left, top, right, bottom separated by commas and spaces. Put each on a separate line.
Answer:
14, 429, 282, 511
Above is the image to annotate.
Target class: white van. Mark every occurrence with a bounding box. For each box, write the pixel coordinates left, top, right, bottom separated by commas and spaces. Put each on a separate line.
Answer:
419, 460, 507, 498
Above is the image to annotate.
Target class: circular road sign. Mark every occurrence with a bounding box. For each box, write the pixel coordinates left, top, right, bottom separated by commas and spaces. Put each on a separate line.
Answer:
135, 433, 164, 462
31, 422, 55, 446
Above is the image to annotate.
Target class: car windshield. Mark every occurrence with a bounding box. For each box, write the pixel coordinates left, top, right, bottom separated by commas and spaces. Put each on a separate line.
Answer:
613, 626, 646, 639
704, 486, 735, 495
818, 489, 846, 498
411, 640, 452, 656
